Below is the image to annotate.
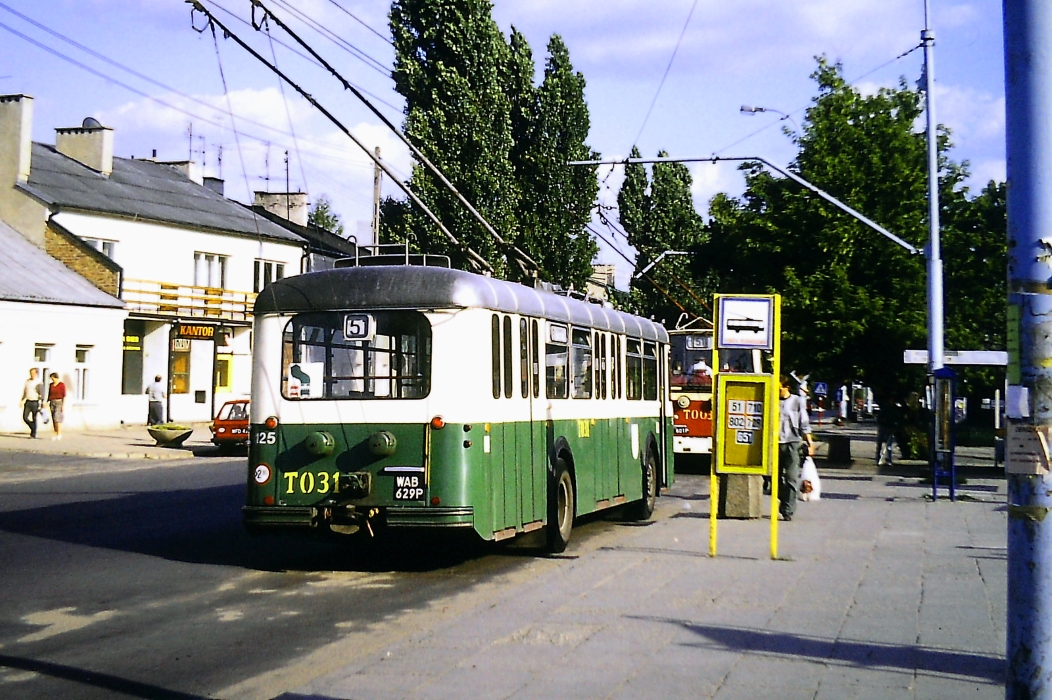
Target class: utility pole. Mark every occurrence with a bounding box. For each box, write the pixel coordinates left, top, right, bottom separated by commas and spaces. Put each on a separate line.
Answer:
1005, 1, 1052, 696
922, 0, 944, 375
372, 146, 382, 248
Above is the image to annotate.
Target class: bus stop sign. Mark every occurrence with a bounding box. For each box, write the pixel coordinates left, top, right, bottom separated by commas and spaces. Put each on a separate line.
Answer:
714, 374, 775, 475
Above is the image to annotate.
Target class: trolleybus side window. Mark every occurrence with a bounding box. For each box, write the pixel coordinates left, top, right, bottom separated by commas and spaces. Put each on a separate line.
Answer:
593, 332, 601, 400
531, 320, 540, 398
643, 341, 658, 401
600, 334, 608, 400
520, 318, 529, 398
503, 315, 513, 399
626, 339, 642, 400
616, 336, 623, 399
546, 324, 569, 399
571, 329, 593, 399
491, 315, 501, 399
281, 311, 430, 400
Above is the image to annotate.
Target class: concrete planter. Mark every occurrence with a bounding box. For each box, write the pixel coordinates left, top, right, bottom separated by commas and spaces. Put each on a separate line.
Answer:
147, 425, 193, 447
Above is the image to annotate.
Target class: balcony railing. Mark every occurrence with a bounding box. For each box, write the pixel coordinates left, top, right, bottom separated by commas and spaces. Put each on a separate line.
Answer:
122, 279, 257, 322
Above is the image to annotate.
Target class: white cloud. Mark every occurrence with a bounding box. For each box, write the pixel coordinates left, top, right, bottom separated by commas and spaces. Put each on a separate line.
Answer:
935, 84, 1004, 142
96, 87, 410, 238
690, 161, 745, 217
968, 158, 1006, 188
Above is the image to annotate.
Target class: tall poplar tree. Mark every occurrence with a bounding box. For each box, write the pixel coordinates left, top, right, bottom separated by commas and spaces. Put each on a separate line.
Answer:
382, 5, 600, 288
617, 147, 706, 322
384, 0, 518, 276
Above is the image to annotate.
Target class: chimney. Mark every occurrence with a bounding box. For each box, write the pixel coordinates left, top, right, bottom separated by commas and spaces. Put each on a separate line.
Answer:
203, 177, 224, 196
0, 94, 34, 186
55, 118, 114, 175
158, 160, 203, 185
254, 191, 309, 227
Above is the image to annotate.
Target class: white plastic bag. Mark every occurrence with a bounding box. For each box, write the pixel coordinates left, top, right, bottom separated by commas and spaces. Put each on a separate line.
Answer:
799, 455, 821, 501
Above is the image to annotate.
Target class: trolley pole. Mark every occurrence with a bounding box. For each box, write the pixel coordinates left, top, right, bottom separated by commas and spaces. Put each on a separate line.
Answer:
1005, 1, 1052, 696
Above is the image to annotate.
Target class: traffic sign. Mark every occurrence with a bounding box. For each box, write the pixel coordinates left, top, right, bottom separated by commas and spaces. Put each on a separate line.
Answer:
814, 382, 828, 396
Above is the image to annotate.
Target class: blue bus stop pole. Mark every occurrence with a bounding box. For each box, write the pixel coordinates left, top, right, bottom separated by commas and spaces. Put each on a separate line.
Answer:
1005, 1, 1052, 696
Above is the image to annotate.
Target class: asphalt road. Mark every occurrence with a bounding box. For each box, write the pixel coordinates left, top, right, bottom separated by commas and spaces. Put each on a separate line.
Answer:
0, 452, 618, 700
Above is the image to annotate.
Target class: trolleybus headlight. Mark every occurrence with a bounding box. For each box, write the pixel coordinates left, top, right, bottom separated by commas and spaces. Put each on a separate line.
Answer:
430, 415, 446, 430
676, 395, 691, 409
265, 416, 278, 429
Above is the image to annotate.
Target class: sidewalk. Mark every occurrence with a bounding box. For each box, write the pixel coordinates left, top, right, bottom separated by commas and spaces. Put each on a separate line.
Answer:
249, 468, 1007, 700
0, 423, 218, 460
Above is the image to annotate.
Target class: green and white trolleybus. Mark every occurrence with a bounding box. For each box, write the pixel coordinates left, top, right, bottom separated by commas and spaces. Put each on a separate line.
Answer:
244, 260, 672, 551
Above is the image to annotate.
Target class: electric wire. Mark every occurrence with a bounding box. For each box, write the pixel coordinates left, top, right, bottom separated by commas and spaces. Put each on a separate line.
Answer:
0, 4, 400, 157
586, 223, 691, 316
265, 0, 391, 76
630, 0, 699, 149
250, 0, 538, 275
264, 17, 310, 196
188, 0, 491, 272
320, 0, 393, 46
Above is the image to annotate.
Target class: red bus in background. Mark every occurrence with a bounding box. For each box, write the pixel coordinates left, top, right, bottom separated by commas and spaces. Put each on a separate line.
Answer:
669, 328, 715, 459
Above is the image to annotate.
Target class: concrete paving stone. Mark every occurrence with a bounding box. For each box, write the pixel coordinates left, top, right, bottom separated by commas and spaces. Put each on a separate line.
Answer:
611, 663, 723, 700
404, 665, 528, 700
913, 672, 1003, 700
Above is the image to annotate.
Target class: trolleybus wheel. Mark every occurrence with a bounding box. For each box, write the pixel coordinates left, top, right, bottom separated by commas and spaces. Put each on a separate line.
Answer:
628, 449, 658, 521
546, 458, 574, 553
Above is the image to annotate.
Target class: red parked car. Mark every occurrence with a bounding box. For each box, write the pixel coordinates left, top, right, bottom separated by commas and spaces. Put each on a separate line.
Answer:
210, 399, 249, 451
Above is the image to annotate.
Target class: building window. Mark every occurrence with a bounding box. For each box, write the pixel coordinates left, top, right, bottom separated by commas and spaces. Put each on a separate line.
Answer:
122, 320, 145, 395
34, 344, 52, 364
75, 345, 92, 401
215, 354, 233, 393
83, 237, 116, 259
194, 252, 227, 289
172, 342, 191, 394
254, 259, 285, 293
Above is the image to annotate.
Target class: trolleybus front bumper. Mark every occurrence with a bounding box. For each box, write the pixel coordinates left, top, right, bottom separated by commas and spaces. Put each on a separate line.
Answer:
243, 505, 474, 531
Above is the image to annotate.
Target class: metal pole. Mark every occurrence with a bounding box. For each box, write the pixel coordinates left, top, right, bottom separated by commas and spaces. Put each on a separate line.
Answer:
372, 146, 382, 249
922, 1, 944, 374
1005, 0, 1052, 696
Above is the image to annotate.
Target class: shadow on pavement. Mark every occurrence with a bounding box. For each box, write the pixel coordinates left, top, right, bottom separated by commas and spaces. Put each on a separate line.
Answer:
0, 654, 208, 700
634, 618, 1004, 682
0, 483, 494, 573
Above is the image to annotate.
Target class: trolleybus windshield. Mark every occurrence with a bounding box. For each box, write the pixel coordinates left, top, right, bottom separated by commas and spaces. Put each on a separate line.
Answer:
670, 334, 713, 389
281, 311, 431, 400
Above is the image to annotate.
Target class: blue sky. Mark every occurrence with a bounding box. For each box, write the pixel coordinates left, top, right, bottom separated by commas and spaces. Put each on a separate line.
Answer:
0, 0, 1005, 287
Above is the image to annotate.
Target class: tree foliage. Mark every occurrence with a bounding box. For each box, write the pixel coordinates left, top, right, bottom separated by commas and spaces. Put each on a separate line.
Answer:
308, 195, 344, 236
693, 58, 1005, 405
381, 1, 599, 288
617, 146, 707, 323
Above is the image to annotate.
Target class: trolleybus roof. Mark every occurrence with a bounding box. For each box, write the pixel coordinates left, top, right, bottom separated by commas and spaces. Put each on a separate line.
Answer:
255, 266, 669, 343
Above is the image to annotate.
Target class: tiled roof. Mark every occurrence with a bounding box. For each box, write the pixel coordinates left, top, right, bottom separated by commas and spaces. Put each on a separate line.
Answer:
0, 220, 124, 308
17, 143, 307, 244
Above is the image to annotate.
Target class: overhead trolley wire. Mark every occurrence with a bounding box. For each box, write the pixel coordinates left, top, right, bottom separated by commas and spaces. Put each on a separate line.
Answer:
630, 0, 699, 150
265, 0, 391, 76
247, 0, 539, 277
188, 0, 493, 273
319, 0, 393, 46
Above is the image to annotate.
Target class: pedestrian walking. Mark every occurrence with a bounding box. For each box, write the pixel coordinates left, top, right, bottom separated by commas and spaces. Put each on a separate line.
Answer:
778, 375, 814, 521
145, 375, 166, 425
47, 372, 66, 440
836, 381, 850, 426
876, 400, 903, 466
20, 367, 42, 438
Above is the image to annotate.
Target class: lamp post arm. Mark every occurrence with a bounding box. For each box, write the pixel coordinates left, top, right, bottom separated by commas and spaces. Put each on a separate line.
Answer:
633, 250, 689, 279
569, 155, 922, 256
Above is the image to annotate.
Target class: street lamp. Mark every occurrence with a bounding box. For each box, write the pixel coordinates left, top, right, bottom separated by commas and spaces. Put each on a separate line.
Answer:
740, 105, 801, 134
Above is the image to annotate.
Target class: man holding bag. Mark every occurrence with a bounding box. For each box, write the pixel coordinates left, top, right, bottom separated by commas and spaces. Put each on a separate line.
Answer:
778, 375, 814, 521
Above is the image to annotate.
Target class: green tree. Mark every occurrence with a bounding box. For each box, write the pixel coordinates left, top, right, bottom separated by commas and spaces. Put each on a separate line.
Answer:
512, 34, 600, 290
307, 195, 344, 236
695, 58, 1005, 406
617, 147, 706, 322
382, 5, 600, 288
385, 0, 517, 276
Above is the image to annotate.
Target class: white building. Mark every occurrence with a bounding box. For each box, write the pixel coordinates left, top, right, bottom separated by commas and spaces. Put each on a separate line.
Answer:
0, 94, 356, 425
0, 220, 127, 433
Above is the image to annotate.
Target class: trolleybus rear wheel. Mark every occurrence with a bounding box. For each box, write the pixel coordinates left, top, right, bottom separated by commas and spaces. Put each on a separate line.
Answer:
628, 449, 658, 521
546, 458, 574, 553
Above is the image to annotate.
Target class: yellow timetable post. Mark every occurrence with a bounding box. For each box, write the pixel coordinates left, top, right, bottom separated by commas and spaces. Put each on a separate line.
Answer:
710, 294, 782, 559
